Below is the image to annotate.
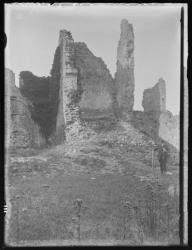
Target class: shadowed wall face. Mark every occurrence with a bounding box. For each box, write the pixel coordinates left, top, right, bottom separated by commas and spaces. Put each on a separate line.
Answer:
74, 42, 115, 117
19, 71, 52, 141
19, 46, 62, 142
158, 112, 179, 150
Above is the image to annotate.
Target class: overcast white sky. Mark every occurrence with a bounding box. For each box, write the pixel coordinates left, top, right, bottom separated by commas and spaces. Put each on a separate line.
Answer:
5, 3, 187, 115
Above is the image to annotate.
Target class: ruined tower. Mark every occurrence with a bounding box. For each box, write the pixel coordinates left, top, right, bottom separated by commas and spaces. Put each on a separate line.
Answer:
55, 30, 81, 142
142, 78, 166, 116
142, 78, 179, 150
115, 19, 135, 112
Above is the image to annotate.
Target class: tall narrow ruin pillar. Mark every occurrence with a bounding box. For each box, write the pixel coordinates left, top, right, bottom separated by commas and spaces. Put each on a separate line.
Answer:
56, 30, 81, 141
115, 19, 135, 112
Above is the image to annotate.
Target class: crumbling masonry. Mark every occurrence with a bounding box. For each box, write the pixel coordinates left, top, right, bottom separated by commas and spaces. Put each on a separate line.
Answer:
115, 19, 135, 112
55, 30, 82, 141
5, 19, 180, 151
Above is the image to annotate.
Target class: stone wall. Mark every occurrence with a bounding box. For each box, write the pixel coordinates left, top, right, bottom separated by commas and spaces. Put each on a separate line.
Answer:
14, 20, 136, 145
158, 111, 179, 150
55, 30, 82, 141
142, 78, 166, 117
17, 28, 117, 144
54, 30, 117, 141
49, 46, 62, 142
74, 42, 115, 118
131, 111, 179, 164
114, 19, 135, 112
142, 78, 179, 150
19, 71, 52, 141
7, 20, 180, 150
5, 68, 45, 150
19, 47, 63, 144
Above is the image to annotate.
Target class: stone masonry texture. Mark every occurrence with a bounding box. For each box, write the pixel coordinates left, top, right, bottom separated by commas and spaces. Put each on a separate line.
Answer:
5, 68, 45, 150
142, 78, 179, 150
114, 19, 135, 112
142, 78, 166, 116
6, 20, 180, 151
55, 30, 81, 141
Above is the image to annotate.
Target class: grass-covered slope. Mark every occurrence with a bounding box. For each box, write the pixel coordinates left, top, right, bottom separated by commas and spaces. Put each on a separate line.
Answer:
6, 119, 179, 246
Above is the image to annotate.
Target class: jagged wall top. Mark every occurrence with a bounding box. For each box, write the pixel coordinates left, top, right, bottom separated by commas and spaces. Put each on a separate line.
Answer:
55, 29, 80, 142
59, 30, 73, 45
117, 19, 134, 68
142, 78, 166, 113
114, 19, 135, 112
120, 19, 134, 39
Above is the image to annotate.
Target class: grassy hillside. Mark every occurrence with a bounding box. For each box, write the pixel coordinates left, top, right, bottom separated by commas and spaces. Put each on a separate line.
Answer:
6, 120, 179, 246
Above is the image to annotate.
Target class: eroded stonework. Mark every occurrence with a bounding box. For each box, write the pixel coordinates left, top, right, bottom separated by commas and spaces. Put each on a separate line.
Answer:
158, 112, 179, 150
54, 29, 117, 142
115, 19, 135, 112
142, 78, 166, 117
5, 69, 45, 150
74, 42, 114, 118
142, 78, 179, 150
6, 19, 180, 152
55, 30, 81, 141
19, 71, 52, 141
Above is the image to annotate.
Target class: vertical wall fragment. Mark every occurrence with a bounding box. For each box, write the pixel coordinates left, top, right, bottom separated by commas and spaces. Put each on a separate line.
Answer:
74, 42, 115, 119
5, 68, 45, 150
142, 78, 179, 150
19, 71, 51, 142
55, 30, 81, 142
142, 78, 166, 119
115, 19, 135, 112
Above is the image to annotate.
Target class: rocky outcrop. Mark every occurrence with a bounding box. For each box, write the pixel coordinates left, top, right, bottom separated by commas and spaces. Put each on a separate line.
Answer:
142, 78, 166, 118
5, 69, 45, 150
74, 42, 115, 118
114, 19, 135, 112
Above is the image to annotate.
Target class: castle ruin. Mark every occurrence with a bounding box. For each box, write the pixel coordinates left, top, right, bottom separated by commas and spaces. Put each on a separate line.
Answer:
5, 19, 180, 152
